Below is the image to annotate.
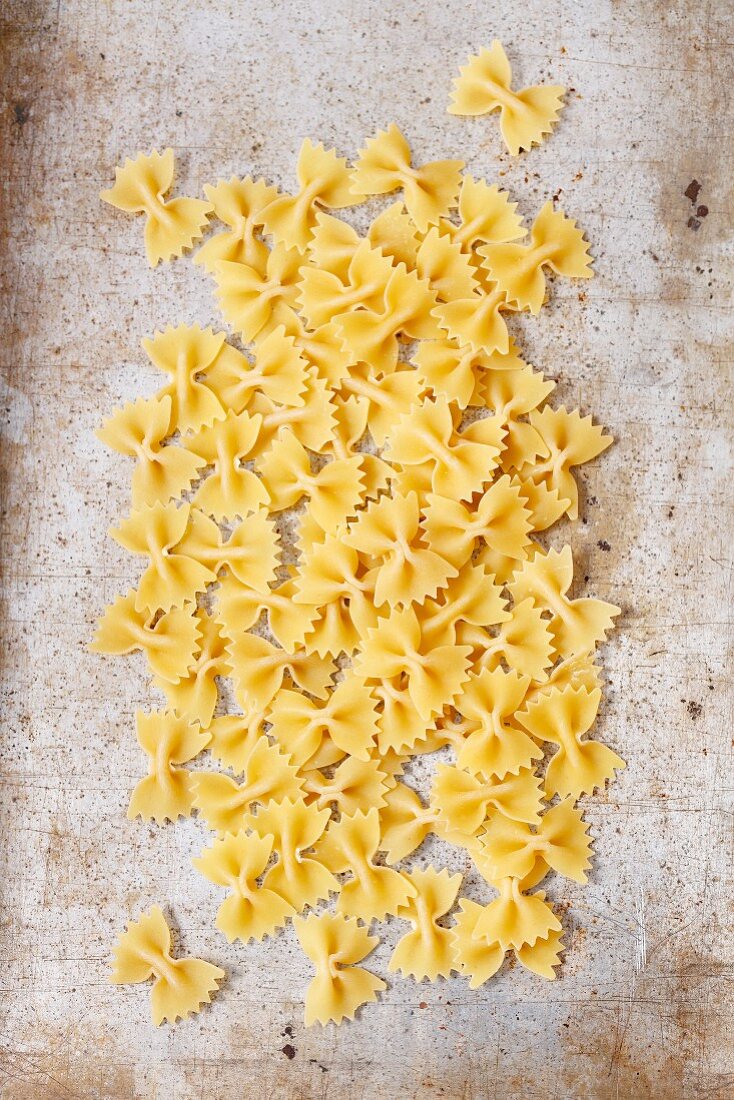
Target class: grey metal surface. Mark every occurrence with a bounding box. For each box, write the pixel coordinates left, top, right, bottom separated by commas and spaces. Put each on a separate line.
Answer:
1, 1, 732, 1096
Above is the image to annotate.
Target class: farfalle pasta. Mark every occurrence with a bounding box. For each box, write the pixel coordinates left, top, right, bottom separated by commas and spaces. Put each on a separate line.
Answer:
100, 149, 212, 266
294, 913, 385, 1026
90, 592, 200, 683
111, 906, 224, 1025
352, 124, 464, 231
127, 710, 210, 824
262, 139, 364, 251
245, 797, 337, 912
317, 808, 416, 921
98, 42, 624, 1029
389, 868, 463, 981
193, 830, 295, 942
142, 325, 227, 434
480, 203, 592, 314
195, 175, 277, 271
448, 41, 565, 155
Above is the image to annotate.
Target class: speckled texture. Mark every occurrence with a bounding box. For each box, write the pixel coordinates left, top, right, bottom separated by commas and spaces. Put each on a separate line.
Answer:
1, 2, 733, 1098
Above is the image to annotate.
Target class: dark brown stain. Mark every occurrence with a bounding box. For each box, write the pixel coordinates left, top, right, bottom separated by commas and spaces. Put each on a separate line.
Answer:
281, 1043, 296, 1060
684, 179, 702, 204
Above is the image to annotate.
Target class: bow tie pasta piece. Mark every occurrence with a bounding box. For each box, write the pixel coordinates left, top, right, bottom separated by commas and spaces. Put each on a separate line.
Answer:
294, 913, 385, 1027
261, 139, 365, 251
483, 360, 554, 422
127, 710, 210, 824
418, 561, 510, 650
529, 650, 602, 702
196, 175, 278, 271
433, 283, 512, 357
100, 149, 212, 266
300, 596, 375, 661
141, 325, 227, 435
440, 175, 526, 250
480, 203, 592, 314
228, 632, 336, 711
193, 830, 294, 943
450, 897, 564, 986
96, 395, 205, 507
186, 409, 269, 521
508, 546, 621, 659
423, 474, 532, 569
218, 573, 319, 655
413, 339, 514, 411
338, 367, 425, 448
317, 808, 416, 921
90, 591, 200, 684
193, 739, 303, 833
357, 605, 472, 721
306, 755, 390, 815
371, 679, 438, 756
480, 798, 593, 887
152, 609, 231, 728
415, 227, 479, 301
175, 507, 280, 593
111, 906, 224, 1025
293, 535, 376, 624
205, 325, 309, 413
110, 502, 217, 615
249, 371, 339, 455
267, 677, 379, 762
477, 596, 555, 681
456, 667, 542, 780
246, 797, 338, 911
431, 764, 543, 842
336, 263, 442, 374
517, 406, 613, 522
298, 239, 395, 331
343, 490, 457, 609
378, 781, 439, 864
377, 773, 483, 858
448, 42, 565, 156
306, 212, 361, 279
267, 688, 341, 768
367, 201, 421, 268
470, 875, 562, 950
388, 867, 463, 981
385, 396, 504, 501
214, 244, 302, 342
487, 373, 556, 475
352, 123, 464, 231
517, 685, 625, 799
206, 709, 269, 774
280, 315, 356, 389
258, 428, 366, 533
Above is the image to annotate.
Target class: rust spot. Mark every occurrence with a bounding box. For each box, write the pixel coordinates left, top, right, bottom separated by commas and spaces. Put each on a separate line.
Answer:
684, 179, 702, 203
281, 1043, 296, 1060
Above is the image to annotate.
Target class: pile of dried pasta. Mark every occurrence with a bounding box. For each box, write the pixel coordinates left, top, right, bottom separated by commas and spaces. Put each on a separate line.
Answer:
95, 41, 624, 1029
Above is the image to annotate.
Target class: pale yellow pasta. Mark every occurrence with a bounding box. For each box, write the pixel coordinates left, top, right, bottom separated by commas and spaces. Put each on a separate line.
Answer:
448, 41, 565, 155
100, 149, 212, 266
99, 47, 623, 1029
110, 906, 224, 1025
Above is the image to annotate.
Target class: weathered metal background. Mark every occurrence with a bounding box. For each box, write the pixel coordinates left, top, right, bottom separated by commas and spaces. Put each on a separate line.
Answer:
1, 1, 732, 1097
